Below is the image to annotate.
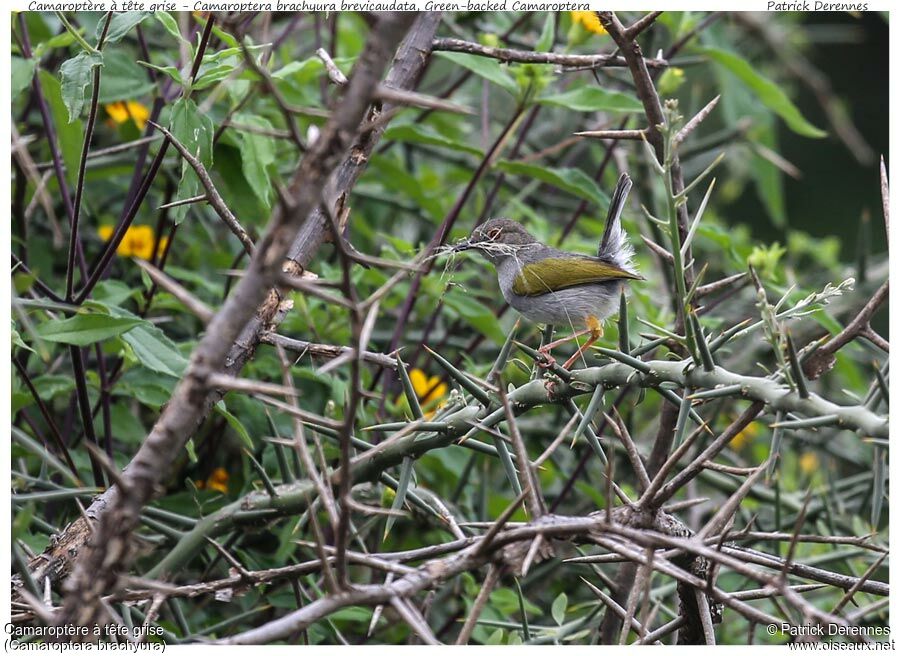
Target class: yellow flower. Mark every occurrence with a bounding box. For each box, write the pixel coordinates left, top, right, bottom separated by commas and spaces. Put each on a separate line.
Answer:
730, 421, 759, 451
194, 467, 229, 494
409, 368, 448, 415
571, 11, 607, 35
799, 452, 819, 475
97, 225, 114, 242
105, 101, 150, 131
98, 224, 164, 260
206, 467, 229, 494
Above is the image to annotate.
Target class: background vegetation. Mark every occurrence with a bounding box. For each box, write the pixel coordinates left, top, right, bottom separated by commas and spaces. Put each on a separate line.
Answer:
10, 10, 889, 645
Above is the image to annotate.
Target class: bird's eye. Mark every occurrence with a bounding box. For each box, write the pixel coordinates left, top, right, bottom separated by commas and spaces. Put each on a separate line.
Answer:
487, 228, 502, 240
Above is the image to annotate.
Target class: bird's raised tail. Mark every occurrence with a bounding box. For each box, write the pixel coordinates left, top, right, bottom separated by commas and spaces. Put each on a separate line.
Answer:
598, 173, 636, 272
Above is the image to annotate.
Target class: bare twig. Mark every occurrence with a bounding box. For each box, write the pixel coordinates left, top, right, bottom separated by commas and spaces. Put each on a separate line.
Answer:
431, 37, 668, 69
149, 121, 255, 257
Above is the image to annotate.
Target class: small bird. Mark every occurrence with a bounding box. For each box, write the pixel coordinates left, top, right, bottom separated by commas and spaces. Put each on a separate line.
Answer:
453, 173, 642, 369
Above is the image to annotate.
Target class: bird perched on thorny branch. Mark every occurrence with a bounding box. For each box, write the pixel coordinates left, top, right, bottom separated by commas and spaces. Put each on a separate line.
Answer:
452, 173, 642, 369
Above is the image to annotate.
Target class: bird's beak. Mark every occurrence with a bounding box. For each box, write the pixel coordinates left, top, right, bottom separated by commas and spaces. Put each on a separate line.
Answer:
450, 239, 473, 253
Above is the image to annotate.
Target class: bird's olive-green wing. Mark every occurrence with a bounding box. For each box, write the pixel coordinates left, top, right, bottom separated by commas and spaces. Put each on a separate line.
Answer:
512, 257, 641, 296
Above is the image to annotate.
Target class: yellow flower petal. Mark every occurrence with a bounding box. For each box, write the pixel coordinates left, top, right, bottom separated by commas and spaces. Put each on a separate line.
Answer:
105, 100, 150, 131
205, 467, 229, 494
799, 452, 819, 475
105, 101, 129, 124
730, 420, 758, 451
123, 225, 156, 260
409, 369, 430, 398
423, 375, 448, 406
209, 467, 229, 484
571, 11, 607, 35
97, 225, 115, 242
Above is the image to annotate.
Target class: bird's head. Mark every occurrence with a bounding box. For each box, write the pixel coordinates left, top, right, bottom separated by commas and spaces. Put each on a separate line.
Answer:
452, 218, 538, 265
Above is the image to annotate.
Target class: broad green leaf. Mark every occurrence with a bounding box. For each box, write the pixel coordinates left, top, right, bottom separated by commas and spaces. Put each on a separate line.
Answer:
551, 592, 567, 625
194, 45, 266, 91
171, 97, 214, 167
138, 61, 184, 87
120, 323, 188, 377
443, 289, 506, 345
215, 401, 254, 450
39, 70, 83, 185
12, 326, 34, 354
170, 98, 214, 223
98, 55, 155, 103
36, 313, 140, 346
383, 123, 483, 157
32, 375, 75, 400
434, 51, 518, 96
234, 113, 276, 208
92, 279, 140, 307
536, 14, 556, 52
11, 57, 36, 102
115, 376, 173, 409
59, 51, 103, 123
713, 60, 786, 227
210, 143, 268, 224
32, 31, 78, 58
105, 403, 147, 444
699, 47, 826, 138
538, 86, 642, 113
100, 11, 153, 45
154, 11, 184, 43
496, 160, 609, 208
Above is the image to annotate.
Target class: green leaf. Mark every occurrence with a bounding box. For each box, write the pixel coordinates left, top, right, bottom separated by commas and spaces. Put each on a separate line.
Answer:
234, 113, 276, 208
98, 55, 155, 103
536, 14, 556, 52
551, 592, 567, 625
138, 61, 184, 87
100, 11, 153, 45
35, 313, 140, 346
105, 403, 147, 444
115, 375, 173, 409
185, 438, 198, 463
699, 47, 826, 138
214, 401, 254, 450
59, 51, 103, 123
434, 51, 518, 96
32, 374, 75, 400
443, 289, 506, 345
384, 123, 483, 157
92, 279, 140, 307
193, 46, 264, 91
11, 57, 36, 102
12, 326, 35, 354
39, 70, 83, 185
32, 31, 78, 58
120, 323, 188, 377
169, 98, 214, 223
496, 160, 609, 208
154, 11, 184, 43
538, 86, 642, 113
171, 97, 214, 168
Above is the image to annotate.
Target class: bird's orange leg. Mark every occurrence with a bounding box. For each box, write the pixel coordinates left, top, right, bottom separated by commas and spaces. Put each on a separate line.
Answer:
539, 328, 592, 354
562, 316, 603, 370
537, 328, 591, 368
